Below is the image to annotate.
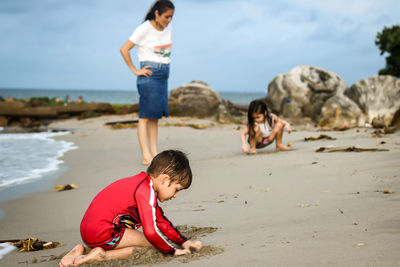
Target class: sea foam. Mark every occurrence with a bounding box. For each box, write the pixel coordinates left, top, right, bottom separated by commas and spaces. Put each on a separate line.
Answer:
0, 131, 77, 188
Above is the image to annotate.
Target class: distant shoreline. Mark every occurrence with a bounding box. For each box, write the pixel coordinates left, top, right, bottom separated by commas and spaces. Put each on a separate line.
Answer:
0, 88, 265, 105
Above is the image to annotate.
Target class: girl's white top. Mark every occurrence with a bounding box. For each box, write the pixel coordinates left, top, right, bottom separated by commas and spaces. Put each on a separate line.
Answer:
129, 20, 172, 64
256, 120, 273, 138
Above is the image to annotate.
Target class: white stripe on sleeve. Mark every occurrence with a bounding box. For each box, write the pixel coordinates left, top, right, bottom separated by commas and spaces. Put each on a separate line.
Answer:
148, 180, 174, 249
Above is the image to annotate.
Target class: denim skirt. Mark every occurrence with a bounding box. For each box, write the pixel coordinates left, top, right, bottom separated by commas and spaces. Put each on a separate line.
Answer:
136, 61, 169, 119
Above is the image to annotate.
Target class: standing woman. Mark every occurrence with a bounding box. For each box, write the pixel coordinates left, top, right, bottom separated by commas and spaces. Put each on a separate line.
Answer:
120, 0, 174, 165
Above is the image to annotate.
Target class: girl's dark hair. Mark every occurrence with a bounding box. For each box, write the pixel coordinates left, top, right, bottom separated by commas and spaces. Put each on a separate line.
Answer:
147, 150, 192, 189
144, 0, 175, 21
247, 100, 272, 138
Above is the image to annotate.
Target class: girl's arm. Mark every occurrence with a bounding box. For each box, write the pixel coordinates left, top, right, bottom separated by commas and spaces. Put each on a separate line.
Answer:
282, 119, 292, 133
240, 126, 250, 153
271, 114, 292, 133
120, 40, 152, 77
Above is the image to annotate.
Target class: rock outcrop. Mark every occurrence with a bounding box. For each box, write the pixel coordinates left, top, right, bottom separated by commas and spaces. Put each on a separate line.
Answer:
265, 65, 400, 128
0, 101, 113, 118
318, 95, 362, 127
266, 65, 349, 120
344, 75, 400, 127
169, 81, 245, 123
169, 81, 221, 117
0, 101, 115, 128
0, 102, 114, 117
265, 65, 357, 128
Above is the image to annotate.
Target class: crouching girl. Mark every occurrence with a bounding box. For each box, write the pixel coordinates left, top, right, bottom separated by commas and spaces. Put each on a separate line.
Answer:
241, 100, 292, 154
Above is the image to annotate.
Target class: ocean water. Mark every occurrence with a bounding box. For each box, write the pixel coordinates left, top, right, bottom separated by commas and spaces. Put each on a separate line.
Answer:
0, 88, 265, 105
0, 131, 77, 192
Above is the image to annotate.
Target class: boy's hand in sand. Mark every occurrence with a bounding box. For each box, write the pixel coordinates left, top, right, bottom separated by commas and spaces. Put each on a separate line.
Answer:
182, 240, 202, 252
174, 248, 190, 256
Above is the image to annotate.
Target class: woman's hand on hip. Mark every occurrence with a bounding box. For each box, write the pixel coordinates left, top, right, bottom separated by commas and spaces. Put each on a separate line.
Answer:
135, 66, 153, 77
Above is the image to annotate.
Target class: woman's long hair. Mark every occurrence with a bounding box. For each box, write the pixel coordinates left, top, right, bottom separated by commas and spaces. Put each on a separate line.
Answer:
144, 0, 175, 21
247, 100, 272, 138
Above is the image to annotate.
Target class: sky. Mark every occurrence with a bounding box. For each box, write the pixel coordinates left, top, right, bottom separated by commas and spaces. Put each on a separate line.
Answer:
0, 0, 399, 93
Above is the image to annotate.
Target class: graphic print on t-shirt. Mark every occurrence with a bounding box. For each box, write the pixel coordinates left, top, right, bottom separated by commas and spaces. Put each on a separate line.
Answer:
154, 43, 172, 58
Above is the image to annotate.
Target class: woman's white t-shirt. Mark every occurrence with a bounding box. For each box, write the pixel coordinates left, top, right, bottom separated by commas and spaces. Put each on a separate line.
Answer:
129, 20, 172, 64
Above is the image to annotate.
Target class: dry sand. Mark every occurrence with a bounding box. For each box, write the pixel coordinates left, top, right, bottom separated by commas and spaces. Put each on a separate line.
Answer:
0, 114, 400, 267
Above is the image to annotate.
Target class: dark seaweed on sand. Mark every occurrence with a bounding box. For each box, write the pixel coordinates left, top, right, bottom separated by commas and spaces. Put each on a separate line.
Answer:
315, 146, 389, 152
304, 134, 336, 141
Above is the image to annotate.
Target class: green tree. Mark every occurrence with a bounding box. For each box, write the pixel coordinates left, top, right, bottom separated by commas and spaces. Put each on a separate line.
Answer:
375, 25, 400, 77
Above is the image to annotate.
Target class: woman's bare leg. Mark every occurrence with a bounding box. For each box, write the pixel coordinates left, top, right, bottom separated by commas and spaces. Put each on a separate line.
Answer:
147, 119, 158, 158
137, 118, 153, 165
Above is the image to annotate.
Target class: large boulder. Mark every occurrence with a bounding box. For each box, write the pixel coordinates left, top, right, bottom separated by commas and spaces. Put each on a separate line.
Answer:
169, 81, 243, 123
318, 95, 363, 127
344, 75, 400, 127
265, 65, 371, 127
391, 108, 400, 129
266, 65, 349, 122
169, 81, 221, 117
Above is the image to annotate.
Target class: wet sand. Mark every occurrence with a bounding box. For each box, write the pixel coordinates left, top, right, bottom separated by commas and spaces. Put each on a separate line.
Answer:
0, 114, 400, 266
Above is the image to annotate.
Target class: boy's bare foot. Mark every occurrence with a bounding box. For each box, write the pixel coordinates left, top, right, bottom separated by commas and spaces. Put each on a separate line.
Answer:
276, 145, 291, 151
59, 244, 85, 267
74, 247, 107, 265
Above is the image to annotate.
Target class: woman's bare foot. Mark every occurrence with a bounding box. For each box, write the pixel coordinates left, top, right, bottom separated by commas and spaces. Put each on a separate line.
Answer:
74, 247, 107, 265
142, 156, 153, 166
59, 244, 85, 267
276, 145, 291, 151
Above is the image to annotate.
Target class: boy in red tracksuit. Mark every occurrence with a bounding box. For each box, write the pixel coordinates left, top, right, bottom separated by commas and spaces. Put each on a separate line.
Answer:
60, 150, 202, 267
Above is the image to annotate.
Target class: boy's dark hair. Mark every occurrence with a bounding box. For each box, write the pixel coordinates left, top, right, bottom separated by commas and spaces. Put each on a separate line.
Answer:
147, 150, 192, 189
144, 0, 175, 21
247, 100, 273, 138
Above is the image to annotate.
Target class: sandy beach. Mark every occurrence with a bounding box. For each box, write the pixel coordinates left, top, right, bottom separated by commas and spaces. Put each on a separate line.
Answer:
1, 114, 400, 267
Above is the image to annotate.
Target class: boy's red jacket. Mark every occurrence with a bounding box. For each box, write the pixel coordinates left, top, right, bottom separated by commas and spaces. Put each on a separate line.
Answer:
80, 172, 187, 254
